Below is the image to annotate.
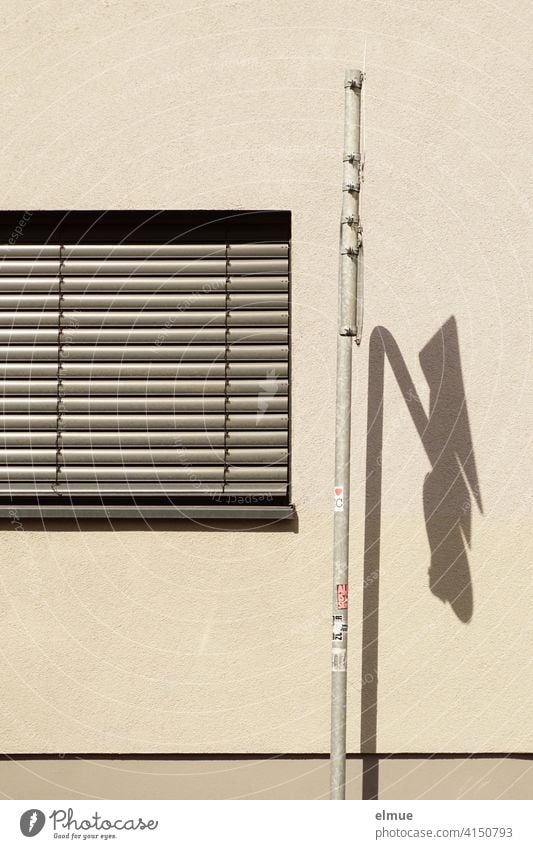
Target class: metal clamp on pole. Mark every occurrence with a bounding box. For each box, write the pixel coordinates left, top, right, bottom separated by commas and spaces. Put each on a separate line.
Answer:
330, 67, 364, 801
342, 181, 361, 194
344, 71, 363, 90
338, 70, 363, 338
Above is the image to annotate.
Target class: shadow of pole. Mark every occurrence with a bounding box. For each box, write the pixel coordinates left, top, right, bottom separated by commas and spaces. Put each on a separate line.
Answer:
360, 318, 482, 800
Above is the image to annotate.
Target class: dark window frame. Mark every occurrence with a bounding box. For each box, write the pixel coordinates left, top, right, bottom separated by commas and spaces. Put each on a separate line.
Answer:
0, 210, 293, 521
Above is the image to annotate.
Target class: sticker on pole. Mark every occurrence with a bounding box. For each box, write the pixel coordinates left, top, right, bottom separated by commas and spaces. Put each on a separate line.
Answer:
334, 486, 344, 512
332, 614, 347, 643
332, 648, 347, 673
337, 584, 348, 609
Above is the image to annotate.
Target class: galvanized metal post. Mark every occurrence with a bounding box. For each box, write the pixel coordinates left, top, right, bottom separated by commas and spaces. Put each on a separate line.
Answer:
330, 68, 363, 800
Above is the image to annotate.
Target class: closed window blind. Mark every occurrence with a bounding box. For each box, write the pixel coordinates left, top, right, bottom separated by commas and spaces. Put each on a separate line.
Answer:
0, 213, 291, 515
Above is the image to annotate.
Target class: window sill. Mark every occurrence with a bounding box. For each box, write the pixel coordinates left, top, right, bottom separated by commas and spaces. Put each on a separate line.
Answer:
0, 503, 296, 521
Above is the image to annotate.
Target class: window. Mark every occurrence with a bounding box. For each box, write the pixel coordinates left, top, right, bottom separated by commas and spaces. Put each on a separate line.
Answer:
0, 211, 291, 519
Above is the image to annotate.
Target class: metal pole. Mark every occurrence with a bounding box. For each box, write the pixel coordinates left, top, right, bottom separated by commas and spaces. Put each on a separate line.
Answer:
330, 68, 363, 800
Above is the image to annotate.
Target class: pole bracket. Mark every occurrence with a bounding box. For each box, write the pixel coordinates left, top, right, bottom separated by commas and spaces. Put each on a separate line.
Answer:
342, 182, 360, 193
344, 72, 363, 90
341, 215, 358, 226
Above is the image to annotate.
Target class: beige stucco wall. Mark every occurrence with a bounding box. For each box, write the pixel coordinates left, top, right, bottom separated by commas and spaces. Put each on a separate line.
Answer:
2, 757, 533, 800
0, 0, 531, 755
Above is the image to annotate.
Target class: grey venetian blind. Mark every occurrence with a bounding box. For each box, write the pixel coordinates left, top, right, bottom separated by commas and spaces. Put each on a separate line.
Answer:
0, 239, 289, 503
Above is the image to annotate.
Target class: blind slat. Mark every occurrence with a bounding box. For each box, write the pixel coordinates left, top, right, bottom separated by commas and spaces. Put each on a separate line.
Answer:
61, 293, 288, 309
60, 431, 287, 447
55, 344, 288, 361
0, 345, 58, 359
0, 399, 59, 412
0, 295, 59, 309
0, 364, 58, 377
58, 465, 286, 481
0, 247, 60, 259
61, 276, 288, 292
62, 243, 288, 259
0, 330, 58, 342
0, 262, 60, 275
61, 328, 288, 343
59, 448, 287, 464
0, 433, 57, 446
0, 467, 57, 480
54, 482, 288, 494
0, 415, 58, 429
0, 311, 59, 326
60, 379, 288, 396
0, 381, 59, 395
60, 310, 288, 327
0, 278, 59, 292
59, 362, 288, 378
59, 396, 288, 413
59, 413, 288, 430
62, 259, 288, 276
0, 449, 56, 463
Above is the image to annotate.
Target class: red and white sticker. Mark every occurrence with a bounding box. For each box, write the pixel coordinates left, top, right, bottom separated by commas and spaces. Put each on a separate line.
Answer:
334, 485, 344, 512
337, 584, 348, 609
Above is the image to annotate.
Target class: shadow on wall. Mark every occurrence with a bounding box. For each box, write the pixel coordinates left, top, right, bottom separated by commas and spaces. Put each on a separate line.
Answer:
361, 316, 483, 799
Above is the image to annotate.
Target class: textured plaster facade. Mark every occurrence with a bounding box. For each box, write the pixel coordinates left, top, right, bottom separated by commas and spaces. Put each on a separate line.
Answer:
3, 757, 533, 800
0, 0, 531, 756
